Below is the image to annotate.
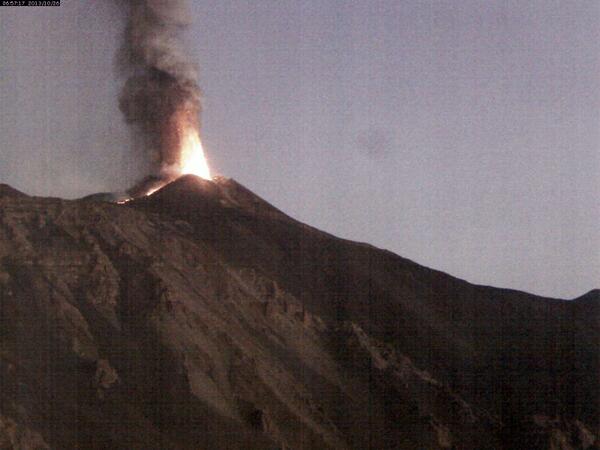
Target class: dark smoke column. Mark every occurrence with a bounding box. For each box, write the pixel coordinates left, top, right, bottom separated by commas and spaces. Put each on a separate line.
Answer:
118, 0, 204, 196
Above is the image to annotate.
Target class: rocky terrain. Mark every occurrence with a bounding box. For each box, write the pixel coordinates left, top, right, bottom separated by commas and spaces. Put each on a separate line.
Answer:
0, 175, 598, 449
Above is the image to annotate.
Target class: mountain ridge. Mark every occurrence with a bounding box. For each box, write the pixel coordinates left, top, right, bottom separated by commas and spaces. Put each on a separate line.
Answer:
138, 175, 587, 302
0, 175, 597, 449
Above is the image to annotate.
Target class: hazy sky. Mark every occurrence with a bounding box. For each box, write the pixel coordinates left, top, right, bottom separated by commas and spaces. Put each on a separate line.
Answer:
1, 0, 598, 298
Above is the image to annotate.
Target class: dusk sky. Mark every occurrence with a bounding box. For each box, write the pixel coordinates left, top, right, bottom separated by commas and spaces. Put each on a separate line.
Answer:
1, 0, 598, 298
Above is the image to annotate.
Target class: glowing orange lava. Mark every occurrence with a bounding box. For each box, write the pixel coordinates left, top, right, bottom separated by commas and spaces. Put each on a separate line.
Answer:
139, 116, 212, 198
144, 185, 161, 197
179, 127, 211, 180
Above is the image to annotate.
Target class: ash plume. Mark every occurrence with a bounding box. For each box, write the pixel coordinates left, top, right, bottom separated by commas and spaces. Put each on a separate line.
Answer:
117, 0, 202, 196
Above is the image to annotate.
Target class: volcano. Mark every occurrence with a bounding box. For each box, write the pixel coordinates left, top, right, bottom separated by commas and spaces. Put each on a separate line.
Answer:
0, 175, 598, 449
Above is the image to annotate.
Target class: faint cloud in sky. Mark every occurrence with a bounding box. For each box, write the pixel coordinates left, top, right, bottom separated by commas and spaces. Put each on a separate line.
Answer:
356, 127, 394, 160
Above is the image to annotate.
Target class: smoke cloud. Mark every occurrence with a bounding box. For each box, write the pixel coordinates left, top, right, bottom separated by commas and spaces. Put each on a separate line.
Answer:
117, 0, 202, 196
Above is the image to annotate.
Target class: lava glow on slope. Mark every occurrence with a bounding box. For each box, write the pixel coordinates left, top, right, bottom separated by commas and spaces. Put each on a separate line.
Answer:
141, 126, 212, 198
122, 107, 213, 200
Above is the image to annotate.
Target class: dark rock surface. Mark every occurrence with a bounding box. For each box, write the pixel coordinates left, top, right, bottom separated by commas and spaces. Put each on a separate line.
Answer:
0, 176, 597, 449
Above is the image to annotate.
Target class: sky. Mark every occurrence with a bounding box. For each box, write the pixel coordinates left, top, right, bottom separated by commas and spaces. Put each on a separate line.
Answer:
0, 0, 598, 299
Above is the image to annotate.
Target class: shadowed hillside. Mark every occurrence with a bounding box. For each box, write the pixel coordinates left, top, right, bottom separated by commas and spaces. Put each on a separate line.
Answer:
0, 175, 597, 449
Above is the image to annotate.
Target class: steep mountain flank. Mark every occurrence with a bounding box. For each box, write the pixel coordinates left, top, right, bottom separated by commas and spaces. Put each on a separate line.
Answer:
0, 176, 597, 449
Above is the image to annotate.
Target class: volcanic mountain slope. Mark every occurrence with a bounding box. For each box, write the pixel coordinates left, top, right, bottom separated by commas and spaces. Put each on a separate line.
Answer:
0, 176, 598, 449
